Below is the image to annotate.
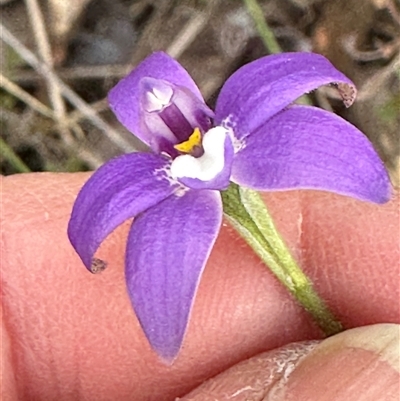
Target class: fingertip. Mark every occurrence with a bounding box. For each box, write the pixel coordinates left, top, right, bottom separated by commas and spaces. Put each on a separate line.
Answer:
299, 191, 400, 326
281, 324, 400, 401
1, 308, 19, 401
2, 174, 399, 401
180, 340, 319, 401
181, 324, 400, 401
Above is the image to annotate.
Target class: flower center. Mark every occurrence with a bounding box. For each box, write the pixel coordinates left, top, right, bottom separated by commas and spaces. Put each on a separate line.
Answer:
174, 127, 203, 156
170, 126, 228, 182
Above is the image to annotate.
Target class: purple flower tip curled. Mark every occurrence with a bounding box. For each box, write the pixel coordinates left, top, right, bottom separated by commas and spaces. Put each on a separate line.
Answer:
68, 51, 391, 361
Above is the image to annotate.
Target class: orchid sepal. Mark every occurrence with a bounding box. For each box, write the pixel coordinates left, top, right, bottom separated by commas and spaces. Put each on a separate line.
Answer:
125, 189, 222, 361
216, 52, 357, 140
67, 152, 178, 271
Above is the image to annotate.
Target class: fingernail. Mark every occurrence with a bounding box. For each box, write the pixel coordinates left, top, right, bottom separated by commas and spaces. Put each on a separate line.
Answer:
277, 324, 400, 401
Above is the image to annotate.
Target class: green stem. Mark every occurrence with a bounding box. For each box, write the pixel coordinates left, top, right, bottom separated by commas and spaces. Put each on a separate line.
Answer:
243, 0, 281, 54
0, 137, 31, 173
243, 0, 312, 106
222, 183, 342, 336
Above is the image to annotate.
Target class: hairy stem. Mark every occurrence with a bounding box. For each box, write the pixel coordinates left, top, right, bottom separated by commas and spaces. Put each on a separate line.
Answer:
222, 183, 343, 336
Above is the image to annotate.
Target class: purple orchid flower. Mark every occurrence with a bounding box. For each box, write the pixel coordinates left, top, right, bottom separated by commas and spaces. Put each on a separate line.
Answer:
68, 51, 390, 361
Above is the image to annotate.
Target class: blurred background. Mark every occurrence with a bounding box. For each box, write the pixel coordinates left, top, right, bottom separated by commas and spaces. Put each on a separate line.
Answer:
1, 0, 399, 186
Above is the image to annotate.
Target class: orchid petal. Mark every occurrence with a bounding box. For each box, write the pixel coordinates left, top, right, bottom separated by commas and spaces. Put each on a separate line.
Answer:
142, 82, 214, 152
108, 52, 204, 145
68, 153, 178, 271
125, 189, 222, 361
215, 52, 356, 140
231, 105, 391, 203
171, 126, 234, 190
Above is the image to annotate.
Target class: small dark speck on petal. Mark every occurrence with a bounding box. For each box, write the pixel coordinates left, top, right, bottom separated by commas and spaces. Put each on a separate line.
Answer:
90, 258, 107, 274
336, 82, 356, 107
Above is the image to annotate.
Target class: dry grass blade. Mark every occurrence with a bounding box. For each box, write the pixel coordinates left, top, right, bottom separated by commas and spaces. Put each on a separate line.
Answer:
0, 22, 135, 153
24, 0, 66, 125
0, 73, 56, 120
0, 136, 31, 173
13, 64, 132, 83
0, 74, 104, 170
68, 98, 110, 125
166, 11, 208, 59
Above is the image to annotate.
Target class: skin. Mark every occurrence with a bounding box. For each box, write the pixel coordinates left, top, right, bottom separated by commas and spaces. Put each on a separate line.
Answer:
1, 172, 399, 400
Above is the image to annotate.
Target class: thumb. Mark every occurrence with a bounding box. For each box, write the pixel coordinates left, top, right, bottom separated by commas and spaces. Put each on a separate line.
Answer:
182, 324, 400, 401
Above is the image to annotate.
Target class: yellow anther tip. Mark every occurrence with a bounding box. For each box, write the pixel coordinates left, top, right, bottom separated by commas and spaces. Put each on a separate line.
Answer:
174, 128, 202, 153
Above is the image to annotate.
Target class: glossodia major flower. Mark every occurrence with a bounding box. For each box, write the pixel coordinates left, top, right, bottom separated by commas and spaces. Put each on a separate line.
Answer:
68, 52, 391, 361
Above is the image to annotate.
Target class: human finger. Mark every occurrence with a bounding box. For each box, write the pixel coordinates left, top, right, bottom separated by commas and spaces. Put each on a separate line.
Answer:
181, 324, 400, 401
1, 173, 398, 401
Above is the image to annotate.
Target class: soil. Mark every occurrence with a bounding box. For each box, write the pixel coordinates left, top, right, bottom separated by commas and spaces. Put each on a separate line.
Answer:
1, 0, 399, 185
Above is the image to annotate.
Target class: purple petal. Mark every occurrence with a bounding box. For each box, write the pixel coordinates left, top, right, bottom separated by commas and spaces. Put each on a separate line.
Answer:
125, 189, 222, 361
215, 52, 356, 140
231, 105, 391, 204
108, 52, 204, 145
68, 153, 178, 271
